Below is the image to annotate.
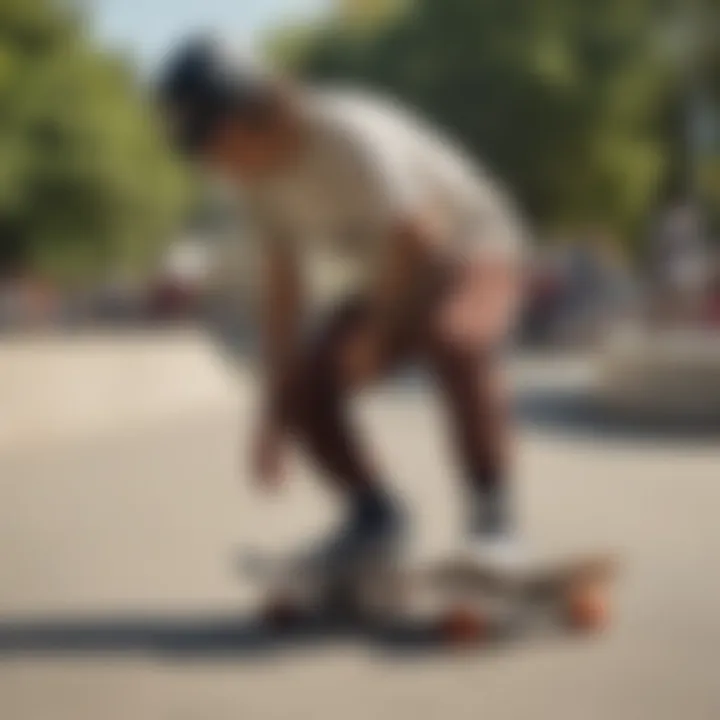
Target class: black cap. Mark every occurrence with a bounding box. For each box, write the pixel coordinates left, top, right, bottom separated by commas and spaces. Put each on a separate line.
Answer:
157, 34, 271, 155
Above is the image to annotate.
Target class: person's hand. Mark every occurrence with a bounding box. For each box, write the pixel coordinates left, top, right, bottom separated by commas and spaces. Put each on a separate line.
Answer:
251, 415, 285, 492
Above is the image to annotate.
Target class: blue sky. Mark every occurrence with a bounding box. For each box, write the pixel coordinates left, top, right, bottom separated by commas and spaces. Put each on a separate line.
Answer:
92, 0, 332, 71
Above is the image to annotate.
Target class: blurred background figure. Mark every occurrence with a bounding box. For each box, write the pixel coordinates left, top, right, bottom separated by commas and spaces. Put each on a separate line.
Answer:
146, 233, 214, 321
648, 198, 712, 326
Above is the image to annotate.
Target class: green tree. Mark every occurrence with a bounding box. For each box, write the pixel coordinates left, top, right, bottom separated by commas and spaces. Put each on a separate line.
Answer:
271, 0, 682, 244
0, 0, 188, 283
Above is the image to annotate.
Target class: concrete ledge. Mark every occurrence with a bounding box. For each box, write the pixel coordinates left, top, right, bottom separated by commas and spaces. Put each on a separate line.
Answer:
598, 330, 720, 420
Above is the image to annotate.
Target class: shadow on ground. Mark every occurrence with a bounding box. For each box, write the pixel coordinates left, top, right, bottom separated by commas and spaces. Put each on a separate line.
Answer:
0, 611, 556, 662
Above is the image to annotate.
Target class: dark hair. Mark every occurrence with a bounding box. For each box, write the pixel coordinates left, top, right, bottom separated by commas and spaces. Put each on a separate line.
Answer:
157, 34, 275, 155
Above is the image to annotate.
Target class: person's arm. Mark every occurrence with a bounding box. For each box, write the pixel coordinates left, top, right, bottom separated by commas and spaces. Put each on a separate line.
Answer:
250, 235, 303, 489
259, 236, 304, 418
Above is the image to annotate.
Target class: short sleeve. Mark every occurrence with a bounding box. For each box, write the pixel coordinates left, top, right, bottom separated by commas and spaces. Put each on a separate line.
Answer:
323, 97, 427, 235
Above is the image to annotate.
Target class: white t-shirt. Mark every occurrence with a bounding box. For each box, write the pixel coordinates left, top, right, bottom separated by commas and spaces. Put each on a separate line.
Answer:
245, 88, 525, 296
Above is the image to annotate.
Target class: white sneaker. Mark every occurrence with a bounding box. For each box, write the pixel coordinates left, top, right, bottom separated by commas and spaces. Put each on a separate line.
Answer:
463, 534, 530, 581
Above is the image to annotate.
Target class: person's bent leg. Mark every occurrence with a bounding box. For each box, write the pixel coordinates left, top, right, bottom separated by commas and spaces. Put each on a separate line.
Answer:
281, 300, 378, 487
279, 298, 404, 562
426, 254, 521, 548
429, 341, 513, 537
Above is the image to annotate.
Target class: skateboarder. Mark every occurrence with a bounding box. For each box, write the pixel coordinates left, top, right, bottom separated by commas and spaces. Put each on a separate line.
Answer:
158, 35, 527, 575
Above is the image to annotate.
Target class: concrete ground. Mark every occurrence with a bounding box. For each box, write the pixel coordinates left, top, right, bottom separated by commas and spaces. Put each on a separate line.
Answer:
0, 332, 719, 720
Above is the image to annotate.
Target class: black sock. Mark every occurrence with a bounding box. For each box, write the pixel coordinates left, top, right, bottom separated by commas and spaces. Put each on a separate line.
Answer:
468, 471, 512, 537
351, 485, 394, 527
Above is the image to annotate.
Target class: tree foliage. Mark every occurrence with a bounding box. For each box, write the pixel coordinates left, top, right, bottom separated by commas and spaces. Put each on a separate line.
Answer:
271, 0, 714, 243
0, 0, 188, 283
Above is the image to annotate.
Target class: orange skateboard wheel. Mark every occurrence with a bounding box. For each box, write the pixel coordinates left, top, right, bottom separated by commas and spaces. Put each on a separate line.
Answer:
438, 606, 488, 645
565, 583, 610, 631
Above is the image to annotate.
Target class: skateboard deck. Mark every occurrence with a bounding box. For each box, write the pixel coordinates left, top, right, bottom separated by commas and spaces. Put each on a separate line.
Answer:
414, 552, 619, 642
420, 553, 617, 600
242, 548, 620, 645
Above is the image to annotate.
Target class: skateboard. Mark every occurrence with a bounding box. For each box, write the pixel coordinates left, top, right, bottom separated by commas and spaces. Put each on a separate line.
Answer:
417, 553, 619, 644
243, 549, 619, 646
